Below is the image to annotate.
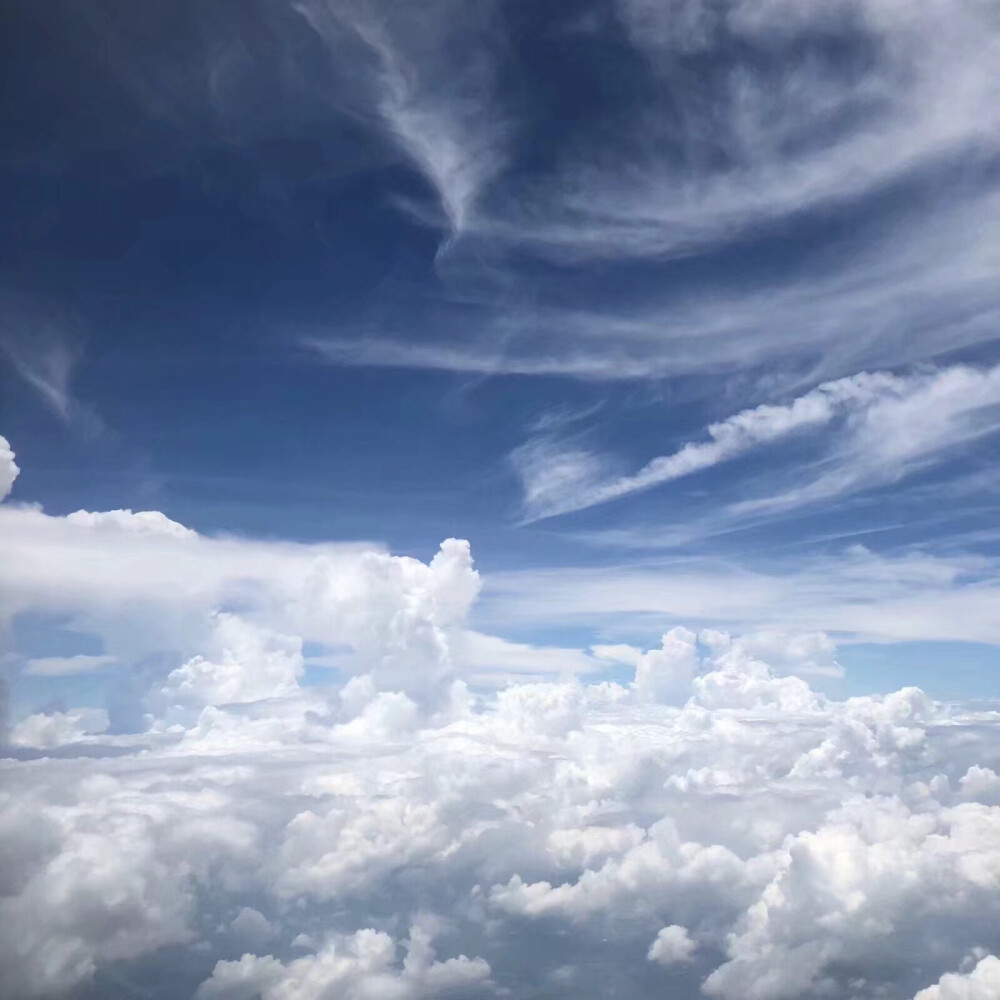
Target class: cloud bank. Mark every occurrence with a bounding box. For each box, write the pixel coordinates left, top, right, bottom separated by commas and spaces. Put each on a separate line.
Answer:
3, 437, 1000, 1000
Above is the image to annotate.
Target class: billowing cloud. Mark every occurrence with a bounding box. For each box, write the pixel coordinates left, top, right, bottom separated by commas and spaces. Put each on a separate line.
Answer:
8, 707, 110, 748
4, 591, 1000, 999
197, 922, 492, 1000
4, 424, 1000, 1000
0, 435, 18, 501
648, 925, 696, 966
914, 955, 1000, 1000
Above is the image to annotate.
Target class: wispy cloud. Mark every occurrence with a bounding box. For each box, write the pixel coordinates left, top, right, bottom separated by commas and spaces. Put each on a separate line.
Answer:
295, 0, 507, 238
477, 544, 1000, 646
23, 654, 118, 677
300, 0, 1000, 384
513, 364, 1000, 521
0, 296, 102, 433
496, 0, 1000, 261
305, 183, 1000, 383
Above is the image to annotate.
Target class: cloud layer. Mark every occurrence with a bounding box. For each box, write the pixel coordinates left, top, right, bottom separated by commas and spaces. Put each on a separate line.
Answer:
3, 437, 1000, 1000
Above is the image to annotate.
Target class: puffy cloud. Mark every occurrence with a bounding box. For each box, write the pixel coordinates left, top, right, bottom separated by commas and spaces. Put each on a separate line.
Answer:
914, 955, 1000, 1000
9, 707, 110, 748
4, 449, 1000, 1000
648, 924, 696, 965
151, 614, 304, 720
230, 907, 277, 946
65, 508, 198, 538
0, 434, 18, 501
0, 501, 483, 708
197, 922, 492, 1000
0, 759, 260, 999
632, 627, 700, 704
2, 632, 1000, 999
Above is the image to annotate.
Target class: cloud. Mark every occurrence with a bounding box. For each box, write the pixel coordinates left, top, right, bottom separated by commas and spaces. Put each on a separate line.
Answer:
479, 545, 1000, 647
648, 925, 696, 965
0, 503, 478, 700
8, 707, 110, 748
197, 922, 492, 1000
4, 425, 1000, 1000
230, 907, 278, 946
294, 0, 506, 237
0, 295, 101, 431
914, 955, 1000, 1000
22, 654, 118, 677
4, 606, 1000, 999
150, 614, 304, 723
514, 363, 1000, 521
0, 436, 18, 501
504, 0, 1000, 261
303, 0, 1000, 384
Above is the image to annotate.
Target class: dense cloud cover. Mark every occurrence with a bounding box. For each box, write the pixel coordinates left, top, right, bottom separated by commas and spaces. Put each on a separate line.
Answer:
3, 437, 1000, 1000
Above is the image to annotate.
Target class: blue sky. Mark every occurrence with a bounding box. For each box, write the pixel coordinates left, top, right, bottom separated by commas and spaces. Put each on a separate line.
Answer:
3, 0, 1000, 714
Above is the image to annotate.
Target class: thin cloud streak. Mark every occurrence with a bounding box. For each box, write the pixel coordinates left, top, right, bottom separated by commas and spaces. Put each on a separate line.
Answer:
477, 545, 1000, 647
298, 0, 1000, 386
513, 364, 1000, 522
295, 0, 507, 237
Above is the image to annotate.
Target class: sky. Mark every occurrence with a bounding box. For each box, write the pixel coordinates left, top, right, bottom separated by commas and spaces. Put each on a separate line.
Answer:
2, 1, 1000, 999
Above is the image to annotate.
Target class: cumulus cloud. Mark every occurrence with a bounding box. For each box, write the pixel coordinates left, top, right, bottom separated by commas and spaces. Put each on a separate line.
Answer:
914, 955, 1000, 1000
150, 614, 304, 722
197, 922, 492, 1000
8, 706, 110, 748
648, 924, 696, 965
0, 435, 18, 501
515, 363, 1000, 521
3, 610, 1000, 999
4, 444, 1000, 1000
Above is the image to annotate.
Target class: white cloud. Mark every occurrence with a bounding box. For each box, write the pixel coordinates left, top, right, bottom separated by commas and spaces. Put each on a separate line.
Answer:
647, 924, 696, 965
513, 0, 1000, 261
914, 955, 1000, 1000
3, 448, 1000, 1000
514, 364, 1000, 521
9, 707, 110, 749
0, 503, 480, 704
304, 1, 1000, 384
230, 907, 277, 946
294, 0, 506, 238
197, 922, 492, 1000
0, 297, 102, 432
0, 435, 18, 501
151, 614, 304, 721
479, 544, 1000, 647
2, 621, 1000, 999
22, 654, 118, 677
